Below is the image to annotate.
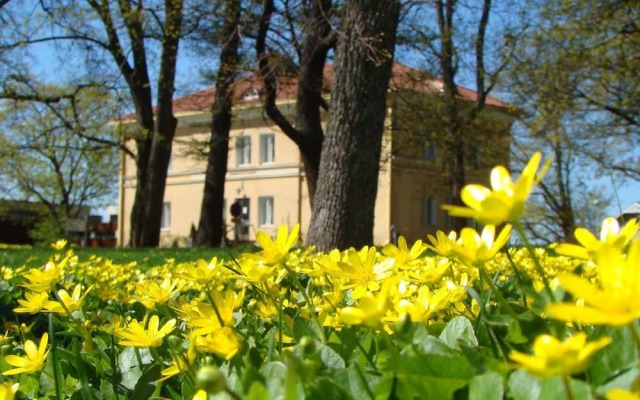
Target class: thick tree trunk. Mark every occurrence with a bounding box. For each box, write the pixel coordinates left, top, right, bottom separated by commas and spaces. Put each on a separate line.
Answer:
194, 0, 241, 247
127, 0, 183, 247
307, 0, 401, 251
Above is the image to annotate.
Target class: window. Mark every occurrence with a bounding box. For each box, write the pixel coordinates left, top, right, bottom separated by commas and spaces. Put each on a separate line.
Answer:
445, 197, 453, 228
421, 196, 436, 226
161, 202, 171, 230
260, 133, 275, 164
258, 196, 274, 226
422, 140, 436, 161
236, 136, 251, 166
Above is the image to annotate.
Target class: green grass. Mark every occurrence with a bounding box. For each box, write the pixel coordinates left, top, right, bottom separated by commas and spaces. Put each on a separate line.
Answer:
0, 244, 259, 269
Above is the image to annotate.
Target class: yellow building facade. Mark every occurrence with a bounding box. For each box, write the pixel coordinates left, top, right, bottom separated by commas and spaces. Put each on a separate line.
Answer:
117, 65, 512, 247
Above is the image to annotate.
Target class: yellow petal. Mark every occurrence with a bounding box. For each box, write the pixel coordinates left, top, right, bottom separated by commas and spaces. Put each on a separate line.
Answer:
545, 303, 634, 326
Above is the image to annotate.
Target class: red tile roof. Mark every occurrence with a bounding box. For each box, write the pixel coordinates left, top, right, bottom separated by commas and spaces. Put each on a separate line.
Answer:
141, 62, 509, 117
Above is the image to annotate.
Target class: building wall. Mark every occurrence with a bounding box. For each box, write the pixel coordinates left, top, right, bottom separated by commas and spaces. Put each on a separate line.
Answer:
388, 93, 512, 243
118, 95, 510, 247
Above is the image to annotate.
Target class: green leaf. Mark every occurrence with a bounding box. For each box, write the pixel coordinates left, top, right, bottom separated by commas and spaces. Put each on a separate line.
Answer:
246, 381, 270, 400
333, 362, 379, 400
261, 361, 304, 400
131, 362, 161, 399
468, 372, 504, 400
380, 343, 475, 400
507, 370, 543, 400
293, 316, 323, 341
414, 335, 459, 357
505, 319, 529, 344
307, 376, 352, 400
596, 368, 640, 398
508, 370, 595, 400
588, 326, 639, 386
118, 346, 152, 372
18, 374, 40, 398
439, 316, 478, 348
118, 347, 153, 391
317, 341, 346, 369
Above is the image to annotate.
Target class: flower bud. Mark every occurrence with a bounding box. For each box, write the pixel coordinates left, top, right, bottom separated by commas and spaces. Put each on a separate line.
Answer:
298, 336, 316, 357
196, 365, 227, 395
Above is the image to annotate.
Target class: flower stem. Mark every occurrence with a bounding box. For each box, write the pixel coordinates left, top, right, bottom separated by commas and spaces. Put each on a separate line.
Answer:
282, 265, 327, 343
628, 323, 640, 358
48, 314, 63, 400
514, 221, 556, 303
562, 375, 575, 400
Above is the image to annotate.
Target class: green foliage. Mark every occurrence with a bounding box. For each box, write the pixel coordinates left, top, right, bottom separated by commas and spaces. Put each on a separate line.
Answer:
29, 215, 66, 247
0, 220, 638, 399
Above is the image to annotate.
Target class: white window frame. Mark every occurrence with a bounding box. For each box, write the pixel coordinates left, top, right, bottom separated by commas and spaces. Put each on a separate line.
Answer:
260, 133, 275, 164
421, 196, 437, 226
236, 136, 251, 166
258, 196, 274, 227
161, 202, 171, 230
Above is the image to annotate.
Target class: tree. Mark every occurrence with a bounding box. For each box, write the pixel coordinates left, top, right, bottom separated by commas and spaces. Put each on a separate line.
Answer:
509, 0, 640, 180
506, 0, 638, 240
306, 0, 401, 251
0, 83, 118, 235
396, 0, 523, 232
511, 121, 612, 243
0, 0, 186, 247
256, 0, 335, 205
193, 0, 242, 247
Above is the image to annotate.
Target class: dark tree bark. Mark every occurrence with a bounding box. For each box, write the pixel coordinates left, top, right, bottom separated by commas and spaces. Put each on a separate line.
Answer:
306, 0, 401, 251
256, 0, 334, 205
123, 0, 184, 247
194, 0, 241, 247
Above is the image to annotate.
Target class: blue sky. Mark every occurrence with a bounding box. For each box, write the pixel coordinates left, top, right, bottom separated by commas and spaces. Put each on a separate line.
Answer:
20, 20, 640, 222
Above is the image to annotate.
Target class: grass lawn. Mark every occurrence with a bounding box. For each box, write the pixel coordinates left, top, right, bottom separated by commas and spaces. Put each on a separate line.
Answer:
0, 244, 259, 269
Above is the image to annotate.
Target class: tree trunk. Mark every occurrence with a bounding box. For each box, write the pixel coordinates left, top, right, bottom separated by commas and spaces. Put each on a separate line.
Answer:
307, 0, 401, 251
126, 0, 183, 247
194, 0, 241, 247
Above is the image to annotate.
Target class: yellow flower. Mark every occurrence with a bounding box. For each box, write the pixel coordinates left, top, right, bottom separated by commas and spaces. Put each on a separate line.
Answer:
443, 152, 551, 225
50, 239, 67, 250
607, 388, 640, 400
396, 284, 454, 325
250, 224, 300, 265
450, 225, 512, 266
2, 333, 49, 375
426, 230, 459, 257
248, 298, 279, 322
339, 291, 388, 328
192, 390, 208, 400
0, 331, 11, 346
553, 217, 639, 260
334, 247, 394, 300
194, 327, 242, 360
177, 258, 224, 285
114, 315, 176, 348
133, 279, 183, 310
0, 382, 18, 400
43, 284, 93, 316
13, 291, 49, 314
509, 332, 611, 377
210, 290, 244, 326
382, 237, 426, 270
21, 262, 64, 292
546, 241, 640, 326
